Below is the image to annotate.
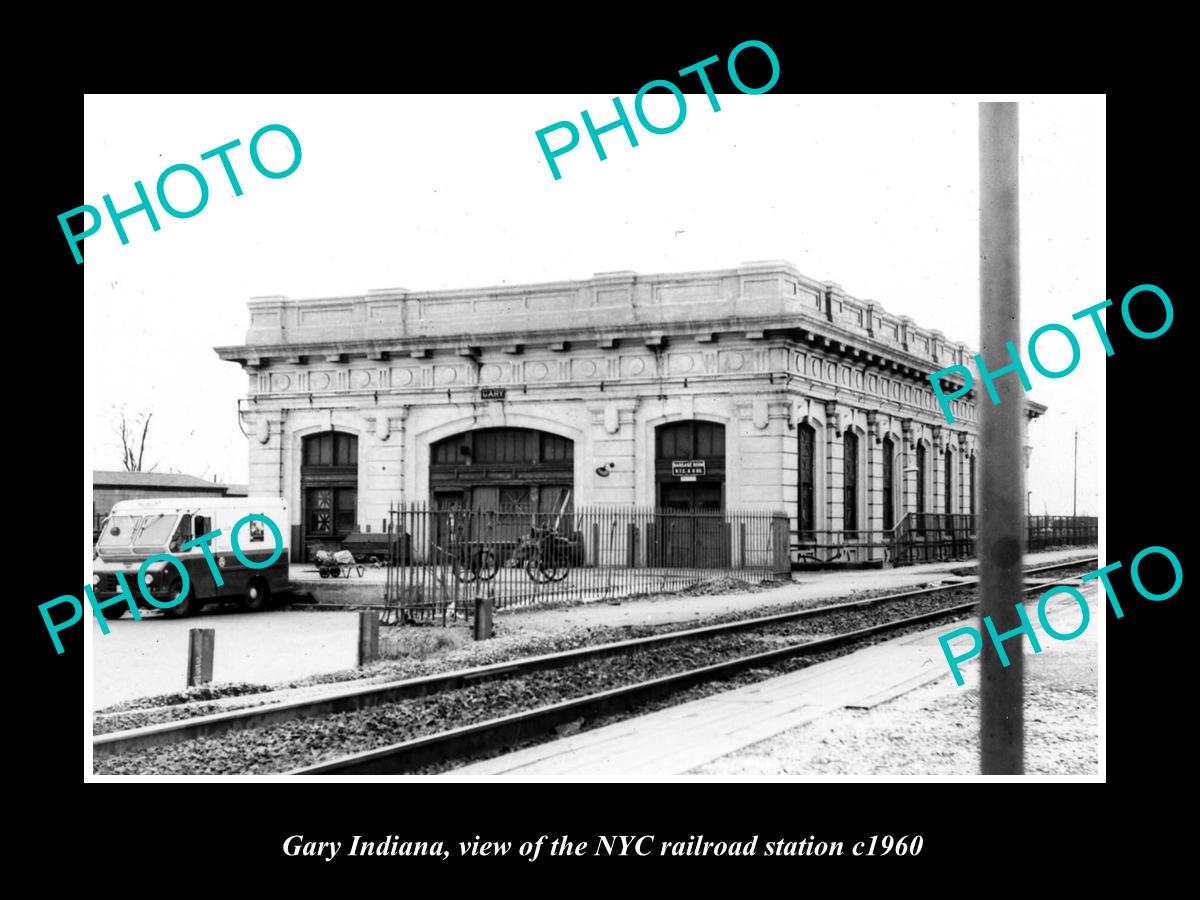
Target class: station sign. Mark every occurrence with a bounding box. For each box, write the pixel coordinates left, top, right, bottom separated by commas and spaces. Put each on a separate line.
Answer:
671, 460, 706, 479
480, 388, 507, 400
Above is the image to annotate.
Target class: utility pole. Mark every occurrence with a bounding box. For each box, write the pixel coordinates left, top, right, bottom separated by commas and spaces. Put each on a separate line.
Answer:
978, 102, 1024, 775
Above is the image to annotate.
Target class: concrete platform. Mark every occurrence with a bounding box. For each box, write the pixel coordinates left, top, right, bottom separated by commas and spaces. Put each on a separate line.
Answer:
92, 608, 360, 708
447, 579, 1098, 778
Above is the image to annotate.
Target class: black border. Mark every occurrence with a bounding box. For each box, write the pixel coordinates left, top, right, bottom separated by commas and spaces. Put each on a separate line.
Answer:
31, 32, 1153, 884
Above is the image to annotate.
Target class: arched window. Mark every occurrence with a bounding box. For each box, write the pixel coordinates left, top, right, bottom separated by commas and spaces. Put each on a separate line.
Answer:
303, 431, 357, 467
944, 447, 954, 514
799, 423, 816, 541
302, 431, 358, 551
916, 443, 927, 515
970, 452, 977, 516
429, 427, 574, 515
843, 431, 859, 535
655, 420, 725, 460
655, 421, 726, 511
882, 436, 896, 530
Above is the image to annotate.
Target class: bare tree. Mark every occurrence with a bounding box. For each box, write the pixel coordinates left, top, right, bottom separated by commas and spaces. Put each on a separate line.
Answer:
114, 407, 158, 472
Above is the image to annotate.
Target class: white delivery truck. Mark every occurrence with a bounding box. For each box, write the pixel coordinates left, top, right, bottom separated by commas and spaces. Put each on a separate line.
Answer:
92, 496, 290, 617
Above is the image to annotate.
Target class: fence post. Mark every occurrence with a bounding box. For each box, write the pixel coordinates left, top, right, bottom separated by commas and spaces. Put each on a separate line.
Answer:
186, 628, 215, 688
474, 595, 493, 640
739, 522, 747, 569
358, 610, 379, 666
771, 514, 790, 578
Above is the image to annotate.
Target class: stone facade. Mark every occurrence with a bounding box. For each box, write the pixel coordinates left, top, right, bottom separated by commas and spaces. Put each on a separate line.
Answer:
215, 261, 1044, 562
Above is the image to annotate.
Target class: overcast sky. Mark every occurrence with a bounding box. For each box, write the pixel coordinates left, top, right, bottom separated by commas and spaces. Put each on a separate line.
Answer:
83, 93, 1104, 515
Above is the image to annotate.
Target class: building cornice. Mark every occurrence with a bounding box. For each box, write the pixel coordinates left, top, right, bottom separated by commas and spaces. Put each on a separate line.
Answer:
217, 262, 979, 379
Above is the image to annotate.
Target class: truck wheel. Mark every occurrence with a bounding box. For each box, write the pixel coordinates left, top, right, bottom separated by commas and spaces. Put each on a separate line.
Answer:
241, 577, 271, 612
162, 580, 199, 618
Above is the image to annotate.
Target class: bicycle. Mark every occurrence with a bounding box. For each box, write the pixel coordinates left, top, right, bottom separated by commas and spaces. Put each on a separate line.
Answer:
433, 513, 498, 583
435, 540, 498, 583
510, 525, 573, 583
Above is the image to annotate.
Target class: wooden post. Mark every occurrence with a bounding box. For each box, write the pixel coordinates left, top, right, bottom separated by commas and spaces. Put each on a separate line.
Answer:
186, 628, 215, 687
358, 610, 379, 666
473, 596, 493, 640
771, 514, 790, 578
979, 101, 1025, 774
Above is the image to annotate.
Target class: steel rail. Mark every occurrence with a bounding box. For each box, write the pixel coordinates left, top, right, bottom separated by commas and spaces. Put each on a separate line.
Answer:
292, 570, 1089, 774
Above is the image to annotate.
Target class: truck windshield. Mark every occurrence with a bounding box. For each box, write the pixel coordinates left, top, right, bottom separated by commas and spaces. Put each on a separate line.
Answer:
95, 514, 179, 552
96, 516, 140, 551
132, 514, 178, 549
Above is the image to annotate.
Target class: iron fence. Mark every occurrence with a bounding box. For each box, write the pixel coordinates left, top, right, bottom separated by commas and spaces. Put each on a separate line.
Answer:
889, 513, 979, 565
1026, 515, 1098, 552
889, 512, 1097, 566
381, 503, 790, 623
791, 529, 894, 566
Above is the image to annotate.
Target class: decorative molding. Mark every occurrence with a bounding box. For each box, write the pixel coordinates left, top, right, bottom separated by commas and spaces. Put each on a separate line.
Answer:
604, 404, 620, 435
753, 398, 769, 430
825, 400, 843, 437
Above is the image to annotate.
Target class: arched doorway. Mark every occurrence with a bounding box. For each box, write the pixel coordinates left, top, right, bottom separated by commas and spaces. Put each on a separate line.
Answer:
429, 427, 575, 516
301, 431, 358, 560
655, 420, 725, 510
653, 420, 728, 566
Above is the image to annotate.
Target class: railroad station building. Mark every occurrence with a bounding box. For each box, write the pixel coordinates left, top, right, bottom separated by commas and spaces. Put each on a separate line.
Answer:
215, 261, 1045, 563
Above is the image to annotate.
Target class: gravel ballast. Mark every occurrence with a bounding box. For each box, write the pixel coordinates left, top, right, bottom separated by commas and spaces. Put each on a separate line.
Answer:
94, 565, 1096, 775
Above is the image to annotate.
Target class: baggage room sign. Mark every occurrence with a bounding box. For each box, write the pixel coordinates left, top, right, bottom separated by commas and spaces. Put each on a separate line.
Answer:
672, 460, 706, 480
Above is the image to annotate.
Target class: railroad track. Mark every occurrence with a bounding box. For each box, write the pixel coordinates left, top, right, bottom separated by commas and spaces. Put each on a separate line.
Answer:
94, 556, 1096, 773
291, 560, 1096, 774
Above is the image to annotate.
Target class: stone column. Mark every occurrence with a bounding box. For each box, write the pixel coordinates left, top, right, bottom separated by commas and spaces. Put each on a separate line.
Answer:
931, 425, 946, 515
248, 410, 283, 496
361, 407, 407, 533
588, 401, 637, 506
780, 401, 799, 536
866, 411, 884, 559
901, 419, 916, 518
735, 399, 791, 510
957, 432, 969, 514
825, 401, 844, 545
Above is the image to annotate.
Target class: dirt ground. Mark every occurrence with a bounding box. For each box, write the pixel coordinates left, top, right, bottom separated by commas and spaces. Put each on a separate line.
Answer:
690, 584, 1100, 776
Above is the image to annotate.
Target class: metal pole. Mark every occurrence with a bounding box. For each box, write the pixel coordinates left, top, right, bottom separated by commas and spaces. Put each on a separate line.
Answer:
978, 102, 1024, 774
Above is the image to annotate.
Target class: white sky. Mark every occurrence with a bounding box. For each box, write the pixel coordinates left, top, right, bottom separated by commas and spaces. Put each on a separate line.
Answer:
83, 93, 1104, 515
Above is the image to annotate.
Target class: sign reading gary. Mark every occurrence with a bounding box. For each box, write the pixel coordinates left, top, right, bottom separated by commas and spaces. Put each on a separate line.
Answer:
672, 460, 706, 477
